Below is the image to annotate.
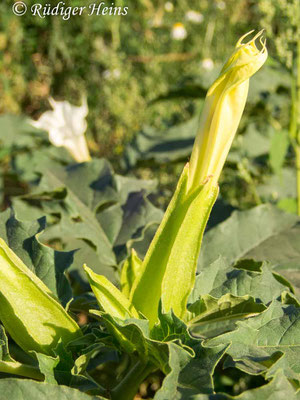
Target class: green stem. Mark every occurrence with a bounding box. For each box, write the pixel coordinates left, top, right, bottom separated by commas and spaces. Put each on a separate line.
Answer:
110, 360, 155, 400
111, 0, 124, 50
237, 160, 261, 205
296, 38, 300, 215
0, 360, 44, 380
290, 37, 300, 215
296, 146, 300, 216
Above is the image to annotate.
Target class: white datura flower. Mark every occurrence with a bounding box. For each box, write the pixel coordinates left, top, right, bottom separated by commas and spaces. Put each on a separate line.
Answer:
31, 97, 91, 163
187, 30, 268, 191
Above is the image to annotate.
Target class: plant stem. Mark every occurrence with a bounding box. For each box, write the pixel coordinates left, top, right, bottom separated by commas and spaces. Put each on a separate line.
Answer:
110, 360, 155, 400
296, 146, 300, 216
296, 38, 300, 215
291, 37, 300, 215
0, 360, 44, 380
111, 0, 123, 50
237, 160, 261, 206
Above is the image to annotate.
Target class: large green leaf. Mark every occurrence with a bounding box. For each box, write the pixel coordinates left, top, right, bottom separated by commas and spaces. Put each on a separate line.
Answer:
257, 168, 297, 204
192, 258, 289, 305
0, 378, 104, 400
247, 58, 291, 104
0, 115, 46, 148
269, 130, 289, 174
155, 343, 228, 399
204, 301, 300, 380
190, 258, 291, 338
199, 205, 300, 296
122, 116, 199, 168
236, 123, 271, 159
183, 371, 299, 400
12, 159, 162, 280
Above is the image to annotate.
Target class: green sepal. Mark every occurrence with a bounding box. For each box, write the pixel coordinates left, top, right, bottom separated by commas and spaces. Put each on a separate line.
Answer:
83, 265, 139, 319
0, 239, 82, 356
130, 164, 218, 326
120, 249, 142, 299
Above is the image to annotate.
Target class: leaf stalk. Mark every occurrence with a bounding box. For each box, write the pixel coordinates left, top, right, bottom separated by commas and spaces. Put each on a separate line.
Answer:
110, 360, 155, 400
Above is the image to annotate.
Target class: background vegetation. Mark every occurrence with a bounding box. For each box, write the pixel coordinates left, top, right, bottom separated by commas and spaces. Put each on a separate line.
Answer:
1, 0, 298, 211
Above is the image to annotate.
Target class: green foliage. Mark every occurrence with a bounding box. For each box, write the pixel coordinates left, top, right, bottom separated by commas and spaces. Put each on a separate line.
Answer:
0, 209, 74, 306
1, 188, 299, 398
0, 379, 104, 400
11, 158, 163, 282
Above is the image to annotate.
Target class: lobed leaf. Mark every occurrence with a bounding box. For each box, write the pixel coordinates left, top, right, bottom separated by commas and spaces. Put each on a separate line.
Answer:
0, 209, 74, 306
181, 371, 299, 399
0, 378, 104, 400
204, 301, 300, 380
13, 159, 162, 281
187, 293, 266, 328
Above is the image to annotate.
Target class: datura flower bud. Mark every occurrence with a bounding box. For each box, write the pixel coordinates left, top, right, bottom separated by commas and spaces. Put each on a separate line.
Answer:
129, 31, 267, 327
0, 239, 82, 355
187, 30, 267, 191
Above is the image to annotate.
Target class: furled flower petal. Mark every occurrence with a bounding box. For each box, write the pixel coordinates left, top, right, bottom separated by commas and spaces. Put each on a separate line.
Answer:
187, 30, 267, 191
31, 97, 91, 163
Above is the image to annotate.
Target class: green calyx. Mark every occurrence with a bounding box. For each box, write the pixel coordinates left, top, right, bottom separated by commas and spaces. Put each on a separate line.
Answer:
0, 239, 82, 356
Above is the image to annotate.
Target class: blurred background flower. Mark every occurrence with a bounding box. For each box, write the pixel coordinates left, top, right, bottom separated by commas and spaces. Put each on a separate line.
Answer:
171, 22, 188, 40
201, 58, 214, 70
185, 10, 204, 24
164, 2, 174, 12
